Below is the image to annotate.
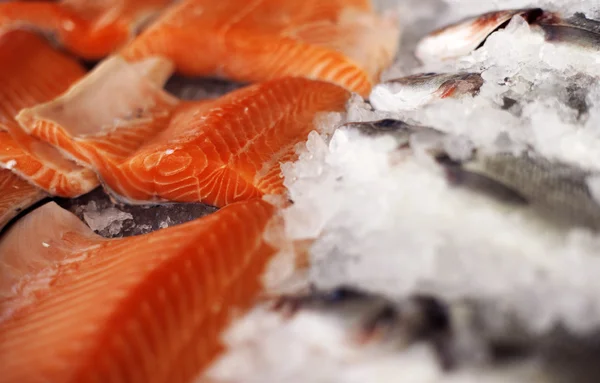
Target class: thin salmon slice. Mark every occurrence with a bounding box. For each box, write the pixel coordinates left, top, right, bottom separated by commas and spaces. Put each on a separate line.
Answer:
0, 30, 99, 197
0, 0, 174, 59
0, 199, 276, 382
18, 70, 350, 207
120, 0, 400, 97
0, 170, 46, 231
16, 54, 179, 166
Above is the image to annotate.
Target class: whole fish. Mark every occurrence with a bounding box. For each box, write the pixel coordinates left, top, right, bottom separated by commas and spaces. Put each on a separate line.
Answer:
437, 150, 600, 231
417, 8, 600, 63
416, 9, 542, 64
340, 118, 444, 149
272, 286, 600, 382
272, 285, 454, 369
370, 72, 484, 112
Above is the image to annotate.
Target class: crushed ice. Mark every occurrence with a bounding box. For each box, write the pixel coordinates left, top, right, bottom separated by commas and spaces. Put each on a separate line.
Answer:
82, 201, 133, 236
5, 160, 16, 170
205, 0, 600, 382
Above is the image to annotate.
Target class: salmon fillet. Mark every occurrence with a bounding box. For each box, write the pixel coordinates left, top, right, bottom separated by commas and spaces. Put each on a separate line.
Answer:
16, 55, 179, 166
121, 0, 400, 96
0, 170, 46, 231
18, 69, 350, 207
0, 0, 173, 59
0, 199, 277, 383
0, 30, 99, 197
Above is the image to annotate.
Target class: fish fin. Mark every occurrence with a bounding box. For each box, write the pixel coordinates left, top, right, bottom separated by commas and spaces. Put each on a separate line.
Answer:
437, 83, 459, 99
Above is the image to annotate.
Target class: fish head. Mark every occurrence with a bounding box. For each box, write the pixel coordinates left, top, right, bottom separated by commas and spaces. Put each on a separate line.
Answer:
532, 11, 600, 50
437, 73, 484, 99
370, 72, 484, 112
416, 8, 543, 64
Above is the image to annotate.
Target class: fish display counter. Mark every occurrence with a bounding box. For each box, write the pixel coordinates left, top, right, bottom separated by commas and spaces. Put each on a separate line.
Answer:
1, 0, 600, 382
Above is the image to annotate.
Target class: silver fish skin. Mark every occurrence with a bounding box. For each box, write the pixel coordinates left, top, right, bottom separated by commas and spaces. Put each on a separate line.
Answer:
417, 9, 600, 64
439, 151, 600, 231
271, 285, 396, 319
272, 285, 454, 369
340, 119, 444, 149
533, 12, 600, 50
370, 72, 483, 113
439, 298, 600, 383
272, 286, 600, 381
415, 9, 542, 64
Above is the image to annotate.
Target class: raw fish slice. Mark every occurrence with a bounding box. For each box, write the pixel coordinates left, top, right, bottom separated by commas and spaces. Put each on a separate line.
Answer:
17, 54, 179, 167
20, 76, 350, 207
0, 132, 99, 197
0, 30, 98, 197
120, 0, 399, 97
0, 0, 174, 59
0, 199, 276, 382
0, 170, 46, 231
0, 201, 99, 313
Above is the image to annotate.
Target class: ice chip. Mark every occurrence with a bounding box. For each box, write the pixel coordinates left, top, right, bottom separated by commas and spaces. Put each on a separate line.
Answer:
82, 202, 133, 235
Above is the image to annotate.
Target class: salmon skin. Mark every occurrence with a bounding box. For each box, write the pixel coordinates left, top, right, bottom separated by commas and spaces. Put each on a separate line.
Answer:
0, 170, 46, 231
0, 30, 99, 197
17, 65, 351, 207
120, 0, 400, 97
0, 0, 174, 59
0, 198, 277, 383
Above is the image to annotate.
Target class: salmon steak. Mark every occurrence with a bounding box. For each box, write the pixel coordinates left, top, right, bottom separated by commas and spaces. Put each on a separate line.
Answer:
120, 0, 400, 96
0, 198, 277, 382
0, 0, 174, 59
17, 64, 351, 207
0, 30, 99, 197
0, 170, 45, 231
